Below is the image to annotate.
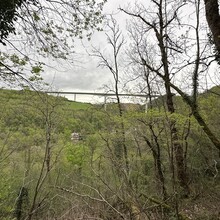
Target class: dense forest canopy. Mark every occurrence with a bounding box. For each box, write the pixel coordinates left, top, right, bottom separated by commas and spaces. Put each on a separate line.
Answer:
0, 0, 220, 220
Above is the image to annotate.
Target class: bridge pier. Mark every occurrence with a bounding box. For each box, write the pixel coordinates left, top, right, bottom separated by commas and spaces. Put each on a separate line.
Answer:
104, 96, 107, 111
145, 97, 148, 113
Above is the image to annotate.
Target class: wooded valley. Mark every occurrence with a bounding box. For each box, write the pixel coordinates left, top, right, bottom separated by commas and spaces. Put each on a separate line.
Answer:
1, 0, 220, 219
0, 88, 219, 219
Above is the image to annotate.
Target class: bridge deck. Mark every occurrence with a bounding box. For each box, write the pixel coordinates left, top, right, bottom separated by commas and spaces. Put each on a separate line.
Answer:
46, 91, 159, 98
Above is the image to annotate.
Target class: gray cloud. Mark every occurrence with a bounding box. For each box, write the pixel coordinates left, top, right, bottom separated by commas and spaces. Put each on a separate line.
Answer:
42, 0, 132, 93
43, 57, 112, 92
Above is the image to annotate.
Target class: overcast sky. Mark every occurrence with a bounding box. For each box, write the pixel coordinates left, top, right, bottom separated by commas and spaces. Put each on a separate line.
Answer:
2, 0, 214, 103
43, 0, 132, 96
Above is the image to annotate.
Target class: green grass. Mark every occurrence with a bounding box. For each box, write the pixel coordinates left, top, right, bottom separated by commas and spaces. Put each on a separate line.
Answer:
64, 100, 91, 110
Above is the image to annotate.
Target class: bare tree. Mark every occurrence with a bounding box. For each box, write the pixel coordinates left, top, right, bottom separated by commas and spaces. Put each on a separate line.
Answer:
91, 17, 147, 219
122, 0, 220, 158
121, 0, 192, 197
92, 17, 130, 177
25, 92, 63, 220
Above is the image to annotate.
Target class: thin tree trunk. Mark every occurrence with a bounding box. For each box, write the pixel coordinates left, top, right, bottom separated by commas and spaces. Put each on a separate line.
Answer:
143, 134, 167, 199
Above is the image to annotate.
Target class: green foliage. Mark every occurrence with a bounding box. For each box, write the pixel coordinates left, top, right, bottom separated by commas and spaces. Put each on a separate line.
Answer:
64, 100, 91, 110
0, 0, 107, 89
10, 54, 28, 66
0, 0, 106, 46
0, 88, 219, 219
66, 143, 90, 169
0, 0, 25, 44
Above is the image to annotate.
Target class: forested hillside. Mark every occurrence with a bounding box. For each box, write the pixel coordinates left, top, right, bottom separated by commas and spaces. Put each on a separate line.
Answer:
0, 88, 219, 220
1, 1, 220, 219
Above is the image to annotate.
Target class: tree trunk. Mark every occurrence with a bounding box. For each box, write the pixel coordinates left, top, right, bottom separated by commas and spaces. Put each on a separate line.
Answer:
167, 83, 220, 152
204, 0, 220, 57
154, 0, 190, 196
165, 83, 190, 196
